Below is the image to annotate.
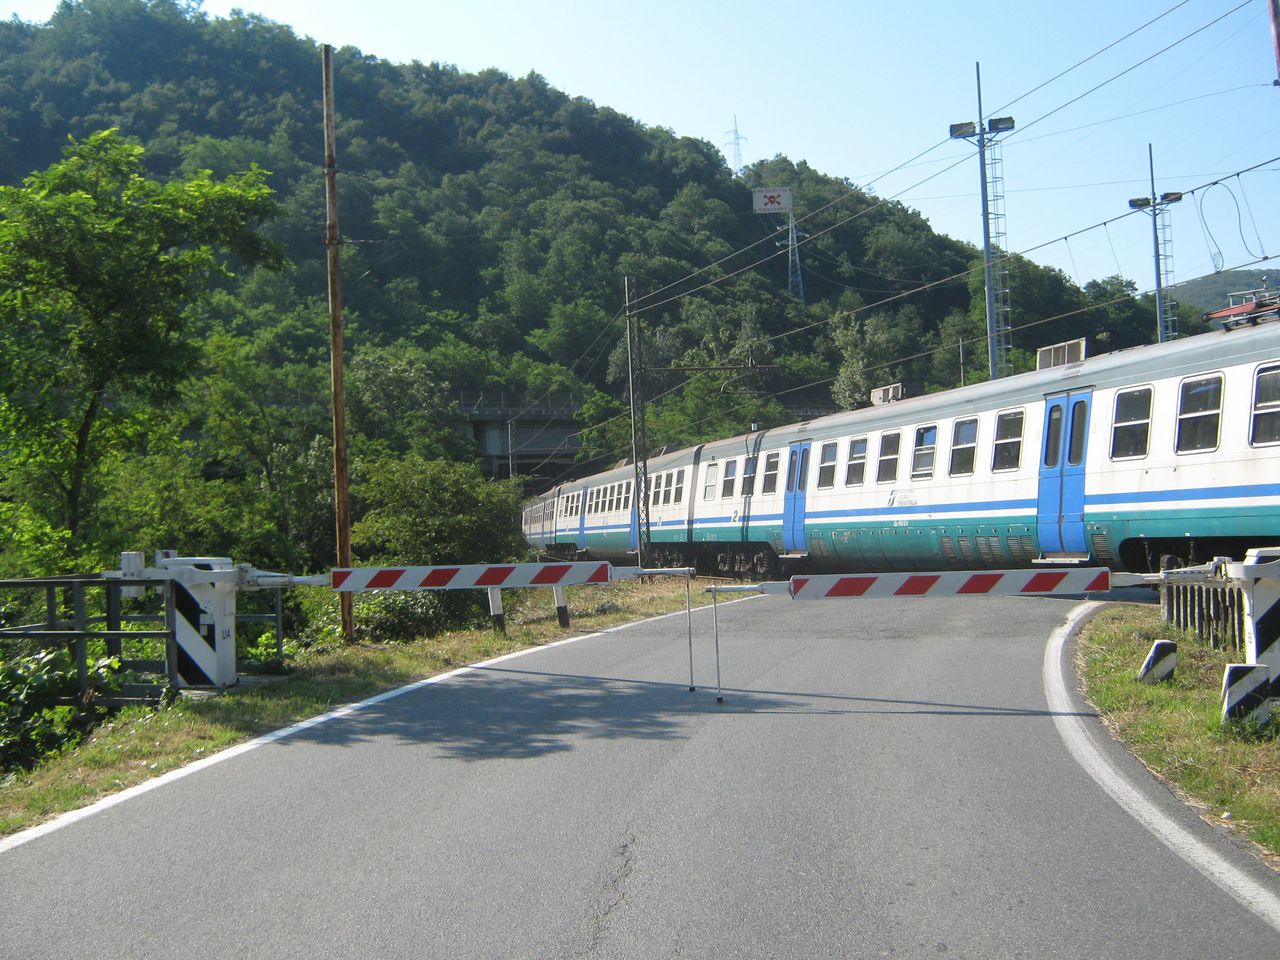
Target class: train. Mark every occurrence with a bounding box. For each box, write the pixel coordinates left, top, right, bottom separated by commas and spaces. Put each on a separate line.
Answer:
521, 314, 1280, 576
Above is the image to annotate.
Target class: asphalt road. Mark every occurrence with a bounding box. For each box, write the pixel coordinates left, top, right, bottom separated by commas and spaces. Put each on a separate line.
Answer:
2, 593, 1278, 959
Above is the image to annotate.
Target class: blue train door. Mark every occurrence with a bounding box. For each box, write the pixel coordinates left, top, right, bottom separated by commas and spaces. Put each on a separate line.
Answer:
1036, 391, 1092, 555
576, 485, 589, 550
782, 441, 811, 553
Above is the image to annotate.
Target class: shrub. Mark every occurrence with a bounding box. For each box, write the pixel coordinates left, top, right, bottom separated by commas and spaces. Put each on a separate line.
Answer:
0, 649, 117, 771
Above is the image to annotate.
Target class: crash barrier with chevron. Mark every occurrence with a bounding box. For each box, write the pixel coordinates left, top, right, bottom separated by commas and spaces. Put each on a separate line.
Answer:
1119, 549, 1280, 724
0, 553, 326, 698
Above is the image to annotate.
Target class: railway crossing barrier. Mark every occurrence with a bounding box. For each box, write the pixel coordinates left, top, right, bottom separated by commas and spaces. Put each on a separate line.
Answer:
698, 555, 1280, 724
331, 562, 702, 687
700, 567, 1115, 702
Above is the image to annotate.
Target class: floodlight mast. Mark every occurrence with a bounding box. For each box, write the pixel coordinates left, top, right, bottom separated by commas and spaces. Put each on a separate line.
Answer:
1128, 144, 1182, 343
949, 63, 1014, 380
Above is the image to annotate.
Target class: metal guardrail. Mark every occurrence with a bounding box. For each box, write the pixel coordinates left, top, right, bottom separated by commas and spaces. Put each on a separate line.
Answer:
0, 574, 178, 704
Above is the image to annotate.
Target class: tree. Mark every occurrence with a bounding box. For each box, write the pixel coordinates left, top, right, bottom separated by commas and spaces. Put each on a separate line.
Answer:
0, 129, 281, 562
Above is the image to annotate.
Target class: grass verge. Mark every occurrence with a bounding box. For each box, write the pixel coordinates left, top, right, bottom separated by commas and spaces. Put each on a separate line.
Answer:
1077, 603, 1280, 863
1, 576, 708, 839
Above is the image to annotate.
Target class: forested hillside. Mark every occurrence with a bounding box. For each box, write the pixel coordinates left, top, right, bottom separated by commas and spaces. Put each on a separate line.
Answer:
0, 0, 1188, 579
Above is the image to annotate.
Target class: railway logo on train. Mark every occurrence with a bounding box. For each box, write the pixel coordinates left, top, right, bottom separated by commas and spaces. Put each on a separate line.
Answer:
522, 315, 1280, 578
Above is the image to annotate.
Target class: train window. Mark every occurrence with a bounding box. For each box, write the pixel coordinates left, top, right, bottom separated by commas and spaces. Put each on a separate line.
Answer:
877, 432, 900, 483
1111, 388, 1152, 459
911, 425, 937, 480
1251, 365, 1280, 446
1043, 405, 1064, 468
703, 463, 720, 501
651, 473, 664, 506
845, 437, 868, 486
761, 452, 781, 494
1067, 400, 1088, 466
742, 457, 757, 496
674, 469, 685, 503
662, 471, 673, 505
817, 442, 838, 488
949, 419, 977, 476
623, 481, 632, 511
1176, 375, 1222, 453
992, 411, 1024, 471
722, 459, 738, 498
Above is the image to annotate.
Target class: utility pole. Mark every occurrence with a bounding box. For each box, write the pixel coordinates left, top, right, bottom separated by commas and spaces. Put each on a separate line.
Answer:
322, 45, 354, 642
625, 278, 650, 568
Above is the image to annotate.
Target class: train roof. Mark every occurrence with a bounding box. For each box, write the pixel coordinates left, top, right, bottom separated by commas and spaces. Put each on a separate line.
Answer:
542, 318, 1280, 492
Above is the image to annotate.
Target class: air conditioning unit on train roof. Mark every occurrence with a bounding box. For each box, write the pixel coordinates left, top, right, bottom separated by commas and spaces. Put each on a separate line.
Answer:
870, 383, 904, 406
1036, 338, 1086, 370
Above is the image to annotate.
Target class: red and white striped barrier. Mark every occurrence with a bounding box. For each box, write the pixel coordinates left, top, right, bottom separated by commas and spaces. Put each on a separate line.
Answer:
331, 561, 612, 593
788, 568, 1111, 600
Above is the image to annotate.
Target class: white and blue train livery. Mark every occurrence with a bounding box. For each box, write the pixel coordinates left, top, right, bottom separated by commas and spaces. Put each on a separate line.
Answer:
521, 317, 1280, 575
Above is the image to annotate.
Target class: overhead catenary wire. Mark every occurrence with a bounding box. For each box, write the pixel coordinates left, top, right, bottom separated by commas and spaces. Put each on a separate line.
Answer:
516, 5, 1274, 471
527, 156, 1278, 476
622, 0, 1243, 321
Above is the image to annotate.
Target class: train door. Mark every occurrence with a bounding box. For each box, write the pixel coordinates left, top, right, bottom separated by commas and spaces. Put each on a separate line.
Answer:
782, 441, 812, 553
1036, 391, 1092, 555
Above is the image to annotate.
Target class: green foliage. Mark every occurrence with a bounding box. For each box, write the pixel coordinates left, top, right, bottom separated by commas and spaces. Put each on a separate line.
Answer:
237, 630, 296, 675
348, 459, 529, 636
0, 649, 117, 771
0, 127, 281, 564
354, 458, 526, 565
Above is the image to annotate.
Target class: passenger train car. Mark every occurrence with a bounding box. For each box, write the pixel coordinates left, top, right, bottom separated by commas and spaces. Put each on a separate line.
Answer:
521, 317, 1280, 575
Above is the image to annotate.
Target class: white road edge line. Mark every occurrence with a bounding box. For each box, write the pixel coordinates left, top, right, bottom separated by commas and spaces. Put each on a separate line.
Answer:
1, 594, 759, 855
1045, 601, 1280, 932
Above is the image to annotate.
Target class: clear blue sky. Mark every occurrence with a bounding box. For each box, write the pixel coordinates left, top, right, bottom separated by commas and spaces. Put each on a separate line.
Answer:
9, 0, 1280, 297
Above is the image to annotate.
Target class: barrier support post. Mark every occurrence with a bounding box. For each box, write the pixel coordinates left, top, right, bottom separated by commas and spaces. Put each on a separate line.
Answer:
686, 577, 695, 692
552, 585, 570, 628
488, 587, 505, 634
711, 586, 723, 703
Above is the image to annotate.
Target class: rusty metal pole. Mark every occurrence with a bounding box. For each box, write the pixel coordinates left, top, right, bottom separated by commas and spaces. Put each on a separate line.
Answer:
323, 45, 354, 643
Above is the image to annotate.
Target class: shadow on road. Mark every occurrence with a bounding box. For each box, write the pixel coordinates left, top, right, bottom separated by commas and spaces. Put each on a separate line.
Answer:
273, 661, 1096, 762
